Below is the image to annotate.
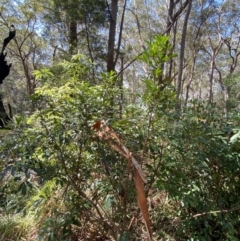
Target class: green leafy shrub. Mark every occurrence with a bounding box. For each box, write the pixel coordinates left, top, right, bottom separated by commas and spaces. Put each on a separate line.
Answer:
148, 102, 240, 240
0, 55, 145, 240
1, 37, 240, 241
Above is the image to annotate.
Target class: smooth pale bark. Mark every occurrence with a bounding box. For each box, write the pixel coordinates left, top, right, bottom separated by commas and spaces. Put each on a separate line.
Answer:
119, 56, 124, 119
208, 56, 215, 104
176, 0, 192, 100
185, 54, 196, 106
225, 39, 240, 116
205, 37, 222, 104
84, 20, 95, 83
215, 66, 228, 118
160, 0, 174, 85
162, 0, 190, 86
168, 21, 177, 79
225, 38, 240, 75
219, 39, 240, 118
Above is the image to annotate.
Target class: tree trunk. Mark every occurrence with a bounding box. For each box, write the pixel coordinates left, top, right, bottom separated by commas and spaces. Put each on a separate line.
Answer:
162, 0, 190, 86
107, 0, 118, 72
166, 0, 174, 35
168, 21, 177, 79
185, 54, 196, 106
69, 21, 78, 55
176, 0, 192, 110
119, 55, 124, 119
85, 20, 96, 83
0, 94, 11, 128
208, 56, 215, 104
215, 66, 229, 118
114, 0, 127, 68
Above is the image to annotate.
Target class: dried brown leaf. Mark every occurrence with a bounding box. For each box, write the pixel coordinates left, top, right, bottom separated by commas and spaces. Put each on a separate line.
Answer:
134, 167, 152, 241
92, 120, 152, 240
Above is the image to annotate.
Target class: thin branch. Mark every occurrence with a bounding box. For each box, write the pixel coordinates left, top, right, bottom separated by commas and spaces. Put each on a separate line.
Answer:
191, 205, 240, 219
116, 52, 143, 78
126, 7, 146, 51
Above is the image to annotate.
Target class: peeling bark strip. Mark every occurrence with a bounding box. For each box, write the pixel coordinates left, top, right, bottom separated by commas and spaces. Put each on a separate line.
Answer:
92, 120, 152, 241
92, 120, 146, 182
133, 165, 152, 241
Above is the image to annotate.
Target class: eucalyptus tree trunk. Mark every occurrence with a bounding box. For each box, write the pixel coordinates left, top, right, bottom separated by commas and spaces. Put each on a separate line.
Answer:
107, 0, 118, 72
162, 0, 190, 86
206, 40, 222, 104
119, 55, 124, 119
160, 0, 174, 84
185, 53, 196, 106
222, 38, 240, 118
208, 56, 215, 104
176, 0, 192, 110
69, 21, 78, 55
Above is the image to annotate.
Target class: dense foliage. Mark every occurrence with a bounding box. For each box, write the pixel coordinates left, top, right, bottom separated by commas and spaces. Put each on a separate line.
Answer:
0, 0, 240, 240
0, 35, 240, 240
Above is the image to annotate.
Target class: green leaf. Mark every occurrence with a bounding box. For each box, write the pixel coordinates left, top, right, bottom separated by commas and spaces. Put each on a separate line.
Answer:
104, 194, 114, 211
18, 182, 27, 195
230, 131, 240, 144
